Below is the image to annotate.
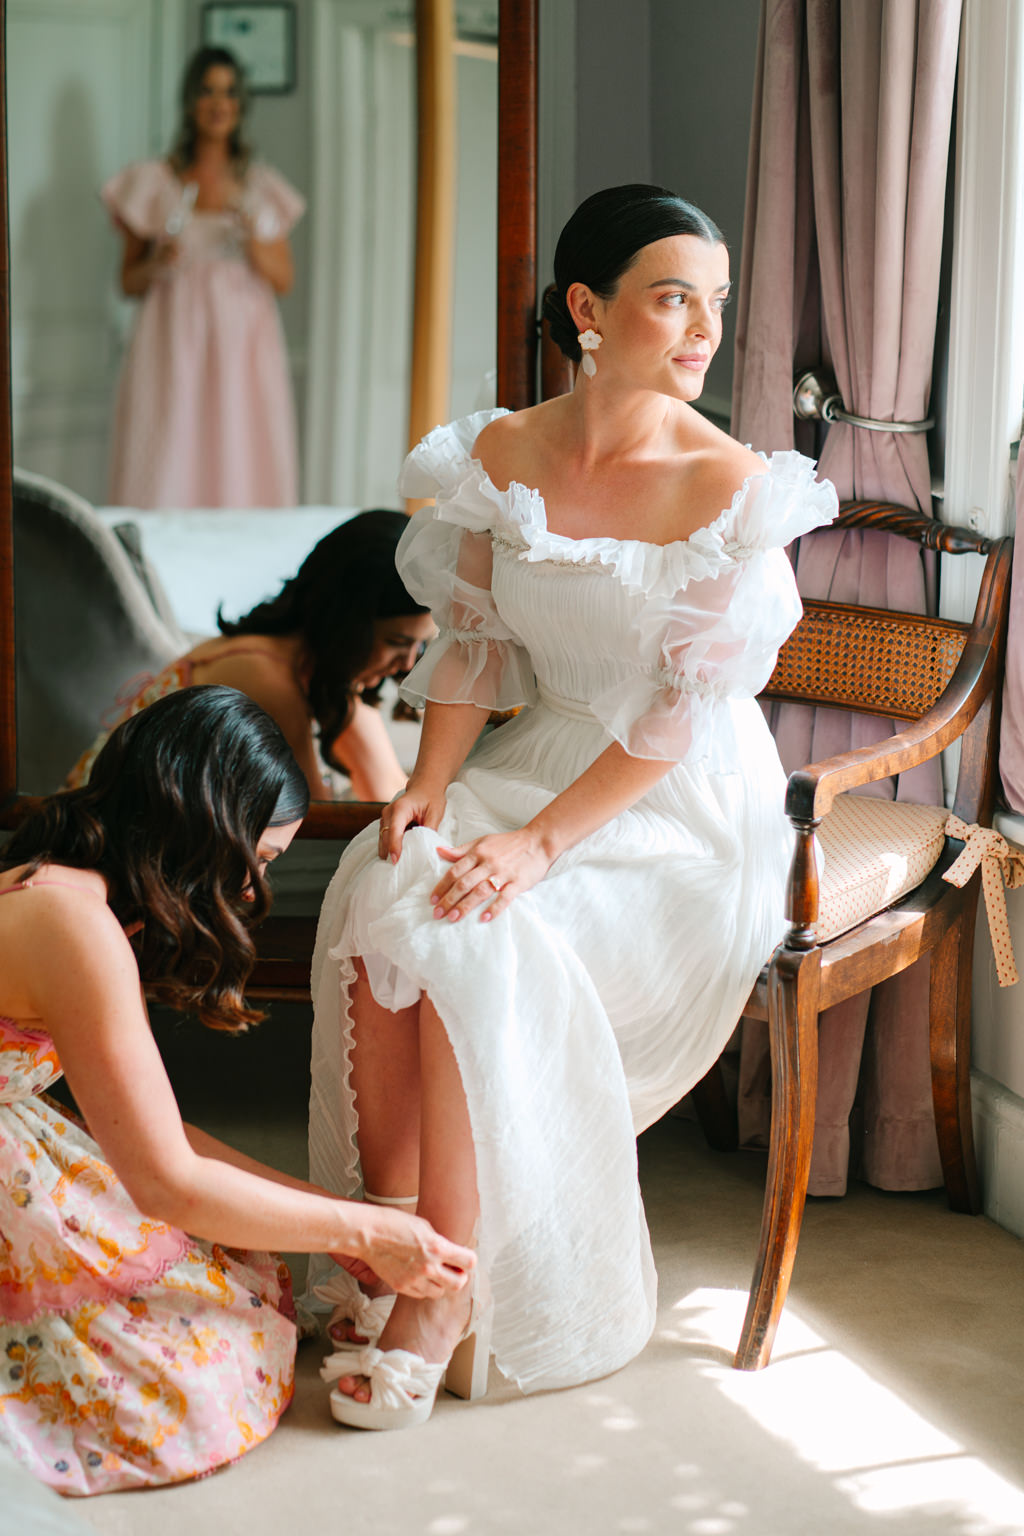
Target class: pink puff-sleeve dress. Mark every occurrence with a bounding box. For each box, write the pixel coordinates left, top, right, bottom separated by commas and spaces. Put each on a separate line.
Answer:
102, 159, 305, 509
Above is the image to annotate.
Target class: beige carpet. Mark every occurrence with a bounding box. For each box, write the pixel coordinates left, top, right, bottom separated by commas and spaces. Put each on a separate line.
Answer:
31, 1005, 1024, 1536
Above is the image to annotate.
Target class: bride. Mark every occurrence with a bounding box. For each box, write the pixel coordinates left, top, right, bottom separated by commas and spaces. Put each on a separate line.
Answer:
309, 184, 838, 1429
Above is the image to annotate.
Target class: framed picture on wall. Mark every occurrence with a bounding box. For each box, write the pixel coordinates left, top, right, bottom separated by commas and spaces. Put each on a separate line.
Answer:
201, 3, 297, 94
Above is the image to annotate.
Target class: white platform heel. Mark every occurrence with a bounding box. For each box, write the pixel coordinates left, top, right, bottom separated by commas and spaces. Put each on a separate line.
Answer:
441, 1298, 491, 1401
321, 1281, 491, 1432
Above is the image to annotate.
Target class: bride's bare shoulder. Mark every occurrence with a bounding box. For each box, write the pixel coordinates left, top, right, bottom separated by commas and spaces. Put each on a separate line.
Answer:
679, 415, 764, 506
472, 400, 567, 489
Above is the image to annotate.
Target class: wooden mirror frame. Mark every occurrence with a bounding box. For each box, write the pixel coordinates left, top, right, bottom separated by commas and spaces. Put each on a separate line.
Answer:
0, 0, 538, 838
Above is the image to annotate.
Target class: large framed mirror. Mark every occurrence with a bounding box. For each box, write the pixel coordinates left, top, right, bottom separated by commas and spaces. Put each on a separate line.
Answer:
0, 0, 537, 847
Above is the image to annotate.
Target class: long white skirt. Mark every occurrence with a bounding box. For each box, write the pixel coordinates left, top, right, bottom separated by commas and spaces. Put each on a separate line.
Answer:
307, 694, 790, 1391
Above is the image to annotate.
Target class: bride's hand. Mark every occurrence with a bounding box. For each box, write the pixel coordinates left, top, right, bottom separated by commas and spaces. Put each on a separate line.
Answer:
345, 1209, 476, 1299
431, 828, 553, 923
378, 779, 447, 863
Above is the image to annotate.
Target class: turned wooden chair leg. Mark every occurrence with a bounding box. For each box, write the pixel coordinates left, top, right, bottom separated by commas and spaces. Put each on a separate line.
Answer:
734, 948, 820, 1371
690, 1059, 739, 1152
929, 897, 982, 1215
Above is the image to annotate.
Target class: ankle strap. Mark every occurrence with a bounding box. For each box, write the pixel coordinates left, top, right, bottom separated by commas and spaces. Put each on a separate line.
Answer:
364, 1190, 418, 1207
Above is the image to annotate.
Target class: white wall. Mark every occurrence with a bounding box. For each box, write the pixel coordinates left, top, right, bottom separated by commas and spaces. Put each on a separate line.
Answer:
8, 0, 181, 503
940, 0, 1024, 1239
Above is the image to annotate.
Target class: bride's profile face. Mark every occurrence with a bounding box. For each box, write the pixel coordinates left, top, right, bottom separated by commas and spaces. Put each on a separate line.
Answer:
582, 233, 731, 402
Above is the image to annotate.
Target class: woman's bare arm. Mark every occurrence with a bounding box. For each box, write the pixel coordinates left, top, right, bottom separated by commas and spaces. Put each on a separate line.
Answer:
16, 892, 472, 1294
379, 699, 489, 862
244, 234, 294, 294
330, 699, 409, 802
118, 227, 177, 297
182, 1122, 332, 1194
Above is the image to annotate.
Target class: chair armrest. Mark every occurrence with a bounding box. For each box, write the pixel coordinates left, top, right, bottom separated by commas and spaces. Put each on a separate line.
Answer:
298, 800, 384, 839
784, 635, 992, 823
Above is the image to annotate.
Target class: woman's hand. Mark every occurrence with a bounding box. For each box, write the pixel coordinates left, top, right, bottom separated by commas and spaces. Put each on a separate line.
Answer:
241, 230, 294, 294
150, 238, 179, 273
378, 778, 448, 863
340, 1208, 475, 1299
431, 827, 554, 923
120, 233, 178, 297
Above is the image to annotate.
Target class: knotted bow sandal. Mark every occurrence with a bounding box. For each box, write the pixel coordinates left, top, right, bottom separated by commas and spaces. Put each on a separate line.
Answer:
313, 1266, 396, 1346
321, 1283, 490, 1431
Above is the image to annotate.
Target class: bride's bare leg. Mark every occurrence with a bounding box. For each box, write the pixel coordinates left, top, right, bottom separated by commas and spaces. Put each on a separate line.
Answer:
414, 995, 479, 1245
348, 958, 421, 1199
337, 994, 480, 1402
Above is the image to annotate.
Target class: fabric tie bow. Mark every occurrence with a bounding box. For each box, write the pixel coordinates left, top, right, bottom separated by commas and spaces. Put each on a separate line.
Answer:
320, 1341, 444, 1409
943, 815, 1024, 987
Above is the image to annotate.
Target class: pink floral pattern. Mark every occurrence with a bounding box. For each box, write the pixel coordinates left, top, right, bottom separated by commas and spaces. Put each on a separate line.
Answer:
0, 1016, 296, 1495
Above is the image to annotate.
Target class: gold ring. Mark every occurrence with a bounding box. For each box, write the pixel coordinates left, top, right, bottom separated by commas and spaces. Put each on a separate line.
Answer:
486, 874, 502, 892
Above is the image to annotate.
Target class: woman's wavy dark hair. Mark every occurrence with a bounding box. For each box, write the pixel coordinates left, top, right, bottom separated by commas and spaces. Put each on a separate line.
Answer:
542, 184, 725, 362
169, 46, 251, 174
0, 687, 309, 1033
217, 509, 428, 771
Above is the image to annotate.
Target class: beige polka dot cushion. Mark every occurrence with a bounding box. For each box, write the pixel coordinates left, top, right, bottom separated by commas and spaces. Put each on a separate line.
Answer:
816, 794, 949, 943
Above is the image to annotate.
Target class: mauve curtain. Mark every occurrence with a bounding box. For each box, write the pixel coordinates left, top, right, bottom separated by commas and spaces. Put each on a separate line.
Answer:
731, 0, 962, 1195
999, 450, 1024, 810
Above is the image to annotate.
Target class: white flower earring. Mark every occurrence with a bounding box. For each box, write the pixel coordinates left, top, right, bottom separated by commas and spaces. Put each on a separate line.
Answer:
577, 328, 602, 377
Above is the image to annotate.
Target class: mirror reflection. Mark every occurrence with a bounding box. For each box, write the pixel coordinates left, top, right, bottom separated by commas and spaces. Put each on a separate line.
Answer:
8, 0, 498, 802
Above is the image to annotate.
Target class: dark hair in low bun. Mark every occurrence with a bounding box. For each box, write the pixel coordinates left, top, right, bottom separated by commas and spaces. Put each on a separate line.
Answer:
218, 509, 428, 771
1, 686, 310, 1032
546, 184, 725, 361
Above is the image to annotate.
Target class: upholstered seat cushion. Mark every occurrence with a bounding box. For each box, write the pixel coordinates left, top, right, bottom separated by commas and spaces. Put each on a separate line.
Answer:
816, 794, 949, 942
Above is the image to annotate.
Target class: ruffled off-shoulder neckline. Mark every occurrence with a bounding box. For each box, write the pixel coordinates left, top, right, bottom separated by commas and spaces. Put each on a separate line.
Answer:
398, 408, 839, 596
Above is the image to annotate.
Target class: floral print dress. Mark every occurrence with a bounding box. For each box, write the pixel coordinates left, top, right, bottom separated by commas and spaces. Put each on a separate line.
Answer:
0, 1001, 297, 1496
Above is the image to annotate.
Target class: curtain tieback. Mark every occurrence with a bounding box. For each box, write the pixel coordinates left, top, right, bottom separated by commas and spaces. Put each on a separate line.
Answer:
943, 815, 1024, 987
793, 370, 934, 435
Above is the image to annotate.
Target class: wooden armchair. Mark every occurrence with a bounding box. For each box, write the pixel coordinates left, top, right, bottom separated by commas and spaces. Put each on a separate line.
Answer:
731, 501, 1013, 1370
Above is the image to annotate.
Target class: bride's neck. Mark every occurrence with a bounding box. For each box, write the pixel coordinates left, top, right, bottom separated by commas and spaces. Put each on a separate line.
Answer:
191, 139, 233, 172
566, 385, 682, 466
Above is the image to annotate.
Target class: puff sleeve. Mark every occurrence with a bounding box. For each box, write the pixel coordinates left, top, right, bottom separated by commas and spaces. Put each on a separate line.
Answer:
590, 452, 839, 767
395, 416, 538, 712
100, 160, 178, 241
244, 164, 306, 239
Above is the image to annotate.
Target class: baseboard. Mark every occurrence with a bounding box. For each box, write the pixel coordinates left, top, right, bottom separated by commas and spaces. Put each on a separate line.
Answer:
972, 1069, 1024, 1240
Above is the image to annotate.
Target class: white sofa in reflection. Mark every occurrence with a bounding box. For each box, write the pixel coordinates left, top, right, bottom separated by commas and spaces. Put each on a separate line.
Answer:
95, 505, 357, 637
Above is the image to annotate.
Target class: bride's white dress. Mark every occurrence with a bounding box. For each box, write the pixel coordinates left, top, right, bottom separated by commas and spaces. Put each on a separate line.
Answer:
308, 409, 838, 1392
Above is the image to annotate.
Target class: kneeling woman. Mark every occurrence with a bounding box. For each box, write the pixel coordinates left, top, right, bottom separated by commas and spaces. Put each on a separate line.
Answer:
0, 687, 472, 1495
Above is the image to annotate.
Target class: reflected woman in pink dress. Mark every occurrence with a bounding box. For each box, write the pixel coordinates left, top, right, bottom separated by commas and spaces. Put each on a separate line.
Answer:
103, 47, 304, 509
